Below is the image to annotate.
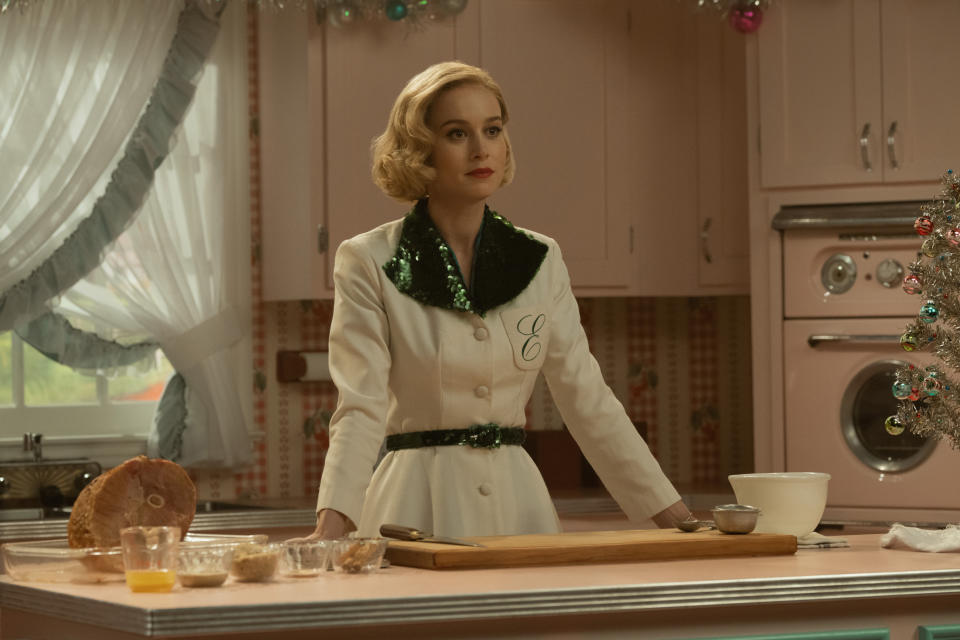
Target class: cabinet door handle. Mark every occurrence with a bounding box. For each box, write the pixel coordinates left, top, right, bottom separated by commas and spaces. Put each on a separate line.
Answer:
859, 122, 872, 172
887, 120, 900, 170
700, 217, 713, 264
317, 224, 329, 254
807, 334, 901, 348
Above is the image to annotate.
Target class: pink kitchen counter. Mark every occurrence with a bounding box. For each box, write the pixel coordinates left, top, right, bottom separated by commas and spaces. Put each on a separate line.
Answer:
3, 534, 960, 639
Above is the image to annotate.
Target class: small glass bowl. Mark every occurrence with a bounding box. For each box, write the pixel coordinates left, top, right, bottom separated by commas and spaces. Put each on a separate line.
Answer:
229, 543, 283, 582
177, 543, 234, 588
280, 540, 331, 578
330, 537, 388, 574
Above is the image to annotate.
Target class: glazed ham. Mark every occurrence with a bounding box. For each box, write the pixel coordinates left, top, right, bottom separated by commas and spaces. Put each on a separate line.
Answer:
68, 456, 197, 549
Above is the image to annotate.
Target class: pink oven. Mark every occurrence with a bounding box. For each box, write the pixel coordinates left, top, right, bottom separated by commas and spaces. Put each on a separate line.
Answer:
776, 203, 960, 524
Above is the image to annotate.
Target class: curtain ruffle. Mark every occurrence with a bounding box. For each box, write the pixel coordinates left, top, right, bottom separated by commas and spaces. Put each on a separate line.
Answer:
15, 310, 159, 373
151, 372, 189, 461
0, 0, 222, 333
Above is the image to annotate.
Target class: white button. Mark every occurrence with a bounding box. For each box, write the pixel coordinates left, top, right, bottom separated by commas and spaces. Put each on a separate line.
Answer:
478, 483, 493, 496
474, 385, 489, 398
474, 327, 489, 341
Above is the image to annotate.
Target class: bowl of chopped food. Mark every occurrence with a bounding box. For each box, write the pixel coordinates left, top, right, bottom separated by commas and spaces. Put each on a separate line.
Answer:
330, 537, 388, 574
229, 542, 283, 582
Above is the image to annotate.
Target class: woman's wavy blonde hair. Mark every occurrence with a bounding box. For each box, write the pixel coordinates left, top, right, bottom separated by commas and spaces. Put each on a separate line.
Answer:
371, 61, 515, 203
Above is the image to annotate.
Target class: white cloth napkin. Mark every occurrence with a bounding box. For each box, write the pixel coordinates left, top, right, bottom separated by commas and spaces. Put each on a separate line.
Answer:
796, 531, 849, 549
880, 523, 960, 552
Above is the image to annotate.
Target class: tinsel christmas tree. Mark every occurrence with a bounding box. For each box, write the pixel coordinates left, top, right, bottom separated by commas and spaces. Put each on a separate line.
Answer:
889, 170, 960, 448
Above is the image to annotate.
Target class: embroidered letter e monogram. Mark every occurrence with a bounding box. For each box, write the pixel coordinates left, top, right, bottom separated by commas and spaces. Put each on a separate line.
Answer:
500, 306, 549, 371
516, 314, 546, 362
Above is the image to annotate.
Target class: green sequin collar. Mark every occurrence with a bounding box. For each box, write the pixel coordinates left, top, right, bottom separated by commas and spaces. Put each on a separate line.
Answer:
382, 199, 548, 316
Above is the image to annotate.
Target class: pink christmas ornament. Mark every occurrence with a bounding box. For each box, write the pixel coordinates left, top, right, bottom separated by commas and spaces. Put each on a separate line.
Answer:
728, 5, 763, 33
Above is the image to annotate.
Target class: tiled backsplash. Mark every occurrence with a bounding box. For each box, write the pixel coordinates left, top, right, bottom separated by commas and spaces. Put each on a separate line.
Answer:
188, 11, 753, 502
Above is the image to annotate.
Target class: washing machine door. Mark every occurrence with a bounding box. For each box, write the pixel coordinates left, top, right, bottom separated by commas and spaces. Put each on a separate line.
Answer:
840, 359, 936, 473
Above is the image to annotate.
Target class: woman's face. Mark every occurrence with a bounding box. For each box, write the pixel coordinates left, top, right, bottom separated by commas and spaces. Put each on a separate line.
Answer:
426, 82, 507, 207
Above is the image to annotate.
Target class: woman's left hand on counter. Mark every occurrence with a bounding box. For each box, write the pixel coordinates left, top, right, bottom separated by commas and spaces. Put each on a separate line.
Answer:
651, 500, 693, 529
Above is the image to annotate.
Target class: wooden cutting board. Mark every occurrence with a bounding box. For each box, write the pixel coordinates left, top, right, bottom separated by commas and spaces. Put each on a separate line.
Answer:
385, 529, 797, 570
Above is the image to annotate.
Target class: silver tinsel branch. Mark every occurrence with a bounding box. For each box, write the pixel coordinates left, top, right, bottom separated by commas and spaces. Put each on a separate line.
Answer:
892, 170, 960, 448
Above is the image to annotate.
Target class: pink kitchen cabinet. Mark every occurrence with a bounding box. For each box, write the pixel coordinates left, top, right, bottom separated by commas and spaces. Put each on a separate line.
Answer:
694, 10, 749, 289
258, 4, 472, 301
622, 0, 749, 296
259, 1, 749, 300
757, 0, 960, 189
474, 0, 633, 291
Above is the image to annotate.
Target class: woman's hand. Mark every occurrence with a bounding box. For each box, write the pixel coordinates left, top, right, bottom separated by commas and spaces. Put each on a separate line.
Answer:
650, 500, 693, 529
287, 508, 357, 543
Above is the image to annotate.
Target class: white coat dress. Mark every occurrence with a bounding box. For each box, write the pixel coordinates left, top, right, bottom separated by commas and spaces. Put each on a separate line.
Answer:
316, 201, 681, 538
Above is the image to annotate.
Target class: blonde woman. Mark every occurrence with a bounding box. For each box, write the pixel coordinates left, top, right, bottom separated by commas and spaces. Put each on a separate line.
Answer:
310, 61, 691, 540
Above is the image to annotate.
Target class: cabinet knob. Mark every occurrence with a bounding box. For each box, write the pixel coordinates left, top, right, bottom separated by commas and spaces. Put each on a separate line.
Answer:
859, 122, 872, 172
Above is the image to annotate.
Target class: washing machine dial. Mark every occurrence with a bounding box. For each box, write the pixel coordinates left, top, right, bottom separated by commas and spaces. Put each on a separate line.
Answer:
820, 253, 857, 294
875, 258, 904, 288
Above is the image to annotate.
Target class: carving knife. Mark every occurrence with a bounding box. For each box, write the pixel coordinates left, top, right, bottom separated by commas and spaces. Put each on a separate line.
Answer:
380, 524, 484, 547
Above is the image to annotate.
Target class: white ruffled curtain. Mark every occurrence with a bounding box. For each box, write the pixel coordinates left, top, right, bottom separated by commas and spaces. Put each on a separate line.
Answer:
0, 0, 181, 314
0, 0, 253, 469
64, 0, 253, 467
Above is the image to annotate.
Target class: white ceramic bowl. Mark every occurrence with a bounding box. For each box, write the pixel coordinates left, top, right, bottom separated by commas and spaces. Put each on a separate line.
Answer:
728, 472, 831, 538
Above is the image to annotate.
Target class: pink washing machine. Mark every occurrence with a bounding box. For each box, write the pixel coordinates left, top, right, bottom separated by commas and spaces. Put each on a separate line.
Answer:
776, 202, 960, 524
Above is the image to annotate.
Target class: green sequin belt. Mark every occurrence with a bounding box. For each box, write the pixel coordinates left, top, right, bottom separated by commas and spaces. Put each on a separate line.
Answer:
385, 424, 526, 451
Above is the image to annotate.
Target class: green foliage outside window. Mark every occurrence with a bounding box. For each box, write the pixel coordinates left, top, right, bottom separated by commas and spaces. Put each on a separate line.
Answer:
2, 331, 174, 407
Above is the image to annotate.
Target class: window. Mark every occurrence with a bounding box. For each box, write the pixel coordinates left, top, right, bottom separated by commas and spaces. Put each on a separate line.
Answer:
0, 331, 173, 460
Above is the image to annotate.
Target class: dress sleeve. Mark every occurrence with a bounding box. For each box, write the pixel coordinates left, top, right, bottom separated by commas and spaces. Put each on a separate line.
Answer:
315, 237, 392, 524
539, 240, 681, 522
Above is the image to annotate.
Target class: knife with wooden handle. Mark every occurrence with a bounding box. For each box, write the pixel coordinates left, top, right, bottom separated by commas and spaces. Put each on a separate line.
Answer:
380, 524, 484, 547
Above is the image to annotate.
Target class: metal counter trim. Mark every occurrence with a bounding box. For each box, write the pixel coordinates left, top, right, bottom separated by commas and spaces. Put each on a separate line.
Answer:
3, 569, 960, 636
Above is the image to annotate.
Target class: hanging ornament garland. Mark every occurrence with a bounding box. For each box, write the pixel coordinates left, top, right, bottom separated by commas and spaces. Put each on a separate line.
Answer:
1, 0, 469, 24
889, 170, 960, 449
689, 0, 771, 34
317, 0, 468, 27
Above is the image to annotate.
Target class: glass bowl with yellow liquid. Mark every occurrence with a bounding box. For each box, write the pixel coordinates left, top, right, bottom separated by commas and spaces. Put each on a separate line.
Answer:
121, 526, 180, 593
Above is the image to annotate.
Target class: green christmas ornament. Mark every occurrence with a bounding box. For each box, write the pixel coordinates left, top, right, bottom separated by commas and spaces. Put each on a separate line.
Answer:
924, 376, 942, 396
891, 380, 913, 400
920, 299, 940, 323
385, 0, 408, 20
922, 237, 938, 257
884, 415, 905, 436
900, 332, 920, 351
